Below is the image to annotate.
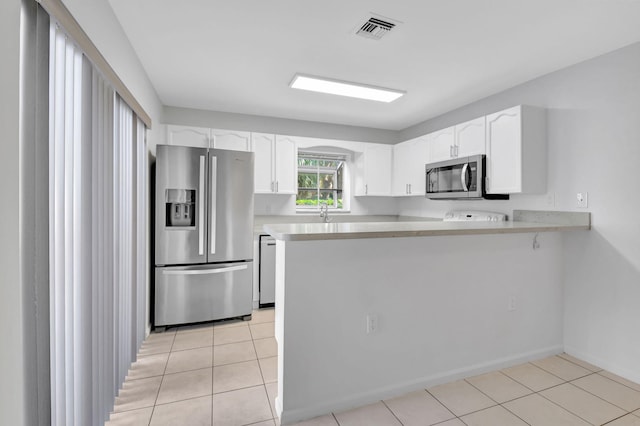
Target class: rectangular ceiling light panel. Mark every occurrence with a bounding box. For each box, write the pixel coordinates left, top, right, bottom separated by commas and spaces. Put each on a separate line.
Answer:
290, 74, 404, 103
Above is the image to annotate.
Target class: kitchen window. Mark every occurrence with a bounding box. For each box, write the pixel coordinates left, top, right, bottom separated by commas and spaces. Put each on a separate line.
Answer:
297, 152, 345, 210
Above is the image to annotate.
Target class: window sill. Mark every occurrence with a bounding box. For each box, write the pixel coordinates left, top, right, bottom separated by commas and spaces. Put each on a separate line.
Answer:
295, 210, 351, 215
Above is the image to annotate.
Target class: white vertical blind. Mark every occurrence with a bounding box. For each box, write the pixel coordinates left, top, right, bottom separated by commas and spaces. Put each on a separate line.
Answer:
135, 117, 147, 351
49, 21, 148, 426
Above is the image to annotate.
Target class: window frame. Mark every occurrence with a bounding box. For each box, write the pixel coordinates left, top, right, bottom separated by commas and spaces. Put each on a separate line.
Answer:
296, 152, 346, 212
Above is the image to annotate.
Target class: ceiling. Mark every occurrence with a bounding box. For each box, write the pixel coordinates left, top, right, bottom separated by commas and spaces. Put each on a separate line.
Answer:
108, 0, 640, 131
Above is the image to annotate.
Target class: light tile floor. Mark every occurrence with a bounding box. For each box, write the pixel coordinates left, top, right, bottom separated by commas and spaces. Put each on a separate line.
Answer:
107, 310, 640, 426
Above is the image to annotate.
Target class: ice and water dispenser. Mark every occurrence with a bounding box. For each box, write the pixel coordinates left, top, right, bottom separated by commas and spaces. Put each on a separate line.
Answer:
165, 189, 196, 227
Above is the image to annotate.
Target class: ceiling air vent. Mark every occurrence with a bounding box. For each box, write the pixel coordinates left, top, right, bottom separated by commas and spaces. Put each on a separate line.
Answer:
355, 14, 399, 40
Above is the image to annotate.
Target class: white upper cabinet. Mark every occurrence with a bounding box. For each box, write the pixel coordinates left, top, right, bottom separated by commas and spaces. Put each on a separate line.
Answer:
485, 105, 546, 194
166, 125, 210, 148
428, 118, 485, 163
251, 133, 297, 194
251, 133, 276, 194
455, 117, 485, 157
392, 136, 429, 196
166, 126, 251, 151
274, 136, 297, 194
211, 129, 251, 151
428, 126, 455, 163
355, 144, 392, 196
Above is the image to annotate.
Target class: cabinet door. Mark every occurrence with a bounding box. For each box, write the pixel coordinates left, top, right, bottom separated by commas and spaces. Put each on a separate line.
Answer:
363, 144, 392, 196
393, 138, 428, 196
392, 142, 411, 196
455, 117, 485, 157
485, 106, 521, 194
211, 129, 251, 151
428, 126, 455, 162
251, 133, 275, 194
407, 136, 429, 195
166, 125, 210, 148
274, 136, 297, 194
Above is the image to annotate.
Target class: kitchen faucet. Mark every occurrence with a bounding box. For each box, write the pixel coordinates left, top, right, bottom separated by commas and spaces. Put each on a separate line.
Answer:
319, 203, 331, 223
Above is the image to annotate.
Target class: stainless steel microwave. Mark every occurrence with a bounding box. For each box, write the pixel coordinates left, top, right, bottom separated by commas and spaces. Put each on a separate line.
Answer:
425, 154, 508, 200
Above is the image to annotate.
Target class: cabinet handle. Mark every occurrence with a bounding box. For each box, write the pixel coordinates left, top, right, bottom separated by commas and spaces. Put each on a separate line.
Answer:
276, 181, 279, 192
365, 184, 368, 195
271, 181, 274, 192
450, 145, 453, 157
409, 183, 412, 194
455, 145, 459, 157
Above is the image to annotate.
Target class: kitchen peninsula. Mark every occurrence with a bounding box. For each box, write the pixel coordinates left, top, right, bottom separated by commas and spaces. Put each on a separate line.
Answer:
265, 210, 590, 424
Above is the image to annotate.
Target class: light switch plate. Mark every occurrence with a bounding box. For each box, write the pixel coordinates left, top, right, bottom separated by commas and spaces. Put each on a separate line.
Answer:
576, 192, 588, 208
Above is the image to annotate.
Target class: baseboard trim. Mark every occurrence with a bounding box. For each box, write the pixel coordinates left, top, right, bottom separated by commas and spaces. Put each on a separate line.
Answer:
564, 345, 640, 385
279, 345, 562, 424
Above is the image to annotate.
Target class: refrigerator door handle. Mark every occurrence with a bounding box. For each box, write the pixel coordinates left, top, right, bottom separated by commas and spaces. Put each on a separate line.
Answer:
162, 264, 249, 275
198, 155, 205, 255
210, 156, 217, 254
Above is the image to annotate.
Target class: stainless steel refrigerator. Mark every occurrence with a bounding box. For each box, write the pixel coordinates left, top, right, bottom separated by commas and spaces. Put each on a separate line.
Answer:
154, 145, 254, 327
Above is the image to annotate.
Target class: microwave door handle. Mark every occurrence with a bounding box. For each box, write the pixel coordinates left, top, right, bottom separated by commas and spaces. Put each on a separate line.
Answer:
460, 163, 469, 192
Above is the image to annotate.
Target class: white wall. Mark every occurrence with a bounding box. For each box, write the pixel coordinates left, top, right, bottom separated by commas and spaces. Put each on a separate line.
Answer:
164, 106, 399, 144
398, 42, 640, 382
277, 233, 565, 423
0, 1, 26, 424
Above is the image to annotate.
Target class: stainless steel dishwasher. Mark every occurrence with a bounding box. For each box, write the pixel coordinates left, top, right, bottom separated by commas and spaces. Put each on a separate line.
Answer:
259, 235, 276, 307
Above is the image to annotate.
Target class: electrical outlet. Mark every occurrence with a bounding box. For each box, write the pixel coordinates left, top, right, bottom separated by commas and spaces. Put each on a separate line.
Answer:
546, 192, 555, 207
366, 314, 378, 334
508, 296, 516, 311
576, 192, 589, 208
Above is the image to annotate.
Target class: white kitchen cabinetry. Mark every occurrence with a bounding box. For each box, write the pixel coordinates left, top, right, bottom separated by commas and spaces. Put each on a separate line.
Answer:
274, 136, 297, 194
455, 117, 485, 157
251, 133, 297, 194
211, 129, 251, 151
485, 105, 546, 194
166, 125, 251, 151
428, 126, 455, 163
428, 118, 485, 162
392, 136, 429, 196
355, 144, 392, 196
166, 125, 210, 148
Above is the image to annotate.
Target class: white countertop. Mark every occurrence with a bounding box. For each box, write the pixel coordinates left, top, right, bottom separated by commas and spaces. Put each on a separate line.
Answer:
262, 210, 591, 241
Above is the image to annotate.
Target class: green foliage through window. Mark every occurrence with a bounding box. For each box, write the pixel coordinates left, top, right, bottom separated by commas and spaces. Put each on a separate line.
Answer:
296, 154, 345, 209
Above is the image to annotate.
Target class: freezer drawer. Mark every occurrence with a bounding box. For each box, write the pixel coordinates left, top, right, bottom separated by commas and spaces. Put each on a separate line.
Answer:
259, 236, 276, 306
154, 262, 253, 327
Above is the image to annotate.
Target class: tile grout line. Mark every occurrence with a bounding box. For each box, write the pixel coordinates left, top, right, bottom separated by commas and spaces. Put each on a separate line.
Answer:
595, 371, 640, 394
215, 327, 216, 426
564, 379, 637, 415
601, 413, 637, 425
248, 321, 275, 422
530, 357, 593, 382
380, 399, 405, 425
558, 353, 604, 373
535, 382, 608, 426
460, 377, 534, 425
496, 400, 533, 426
147, 330, 176, 426
567, 380, 640, 414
